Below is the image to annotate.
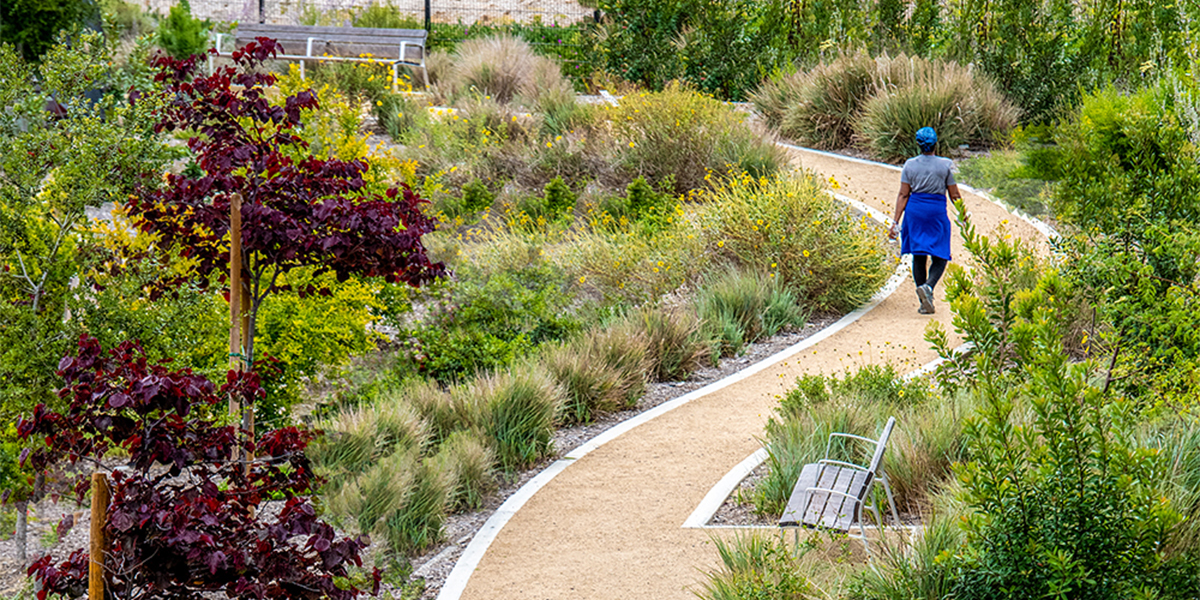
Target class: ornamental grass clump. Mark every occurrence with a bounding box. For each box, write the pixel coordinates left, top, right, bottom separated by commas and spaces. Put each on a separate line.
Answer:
441, 35, 572, 106
543, 323, 649, 425
633, 305, 711, 381
696, 269, 807, 357
472, 366, 564, 472
431, 430, 495, 511
857, 57, 1018, 163
778, 52, 877, 150
755, 53, 1019, 162
696, 533, 813, 600
702, 173, 890, 312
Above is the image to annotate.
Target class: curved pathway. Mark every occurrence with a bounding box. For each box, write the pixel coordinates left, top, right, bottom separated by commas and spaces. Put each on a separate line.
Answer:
446, 148, 1051, 600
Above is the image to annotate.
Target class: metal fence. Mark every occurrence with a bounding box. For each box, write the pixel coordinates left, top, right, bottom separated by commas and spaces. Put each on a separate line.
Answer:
145, 0, 594, 28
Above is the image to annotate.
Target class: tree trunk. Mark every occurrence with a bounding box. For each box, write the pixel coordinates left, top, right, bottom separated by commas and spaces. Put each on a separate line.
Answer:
15, 499, 27, 565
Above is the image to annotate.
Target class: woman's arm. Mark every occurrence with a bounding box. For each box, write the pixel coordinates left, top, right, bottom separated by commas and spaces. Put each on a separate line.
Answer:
889, 182, 911, 239
947, 183, 962, 201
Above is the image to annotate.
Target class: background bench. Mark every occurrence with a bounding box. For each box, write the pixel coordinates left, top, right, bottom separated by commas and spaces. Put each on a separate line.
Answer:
210, 23, 428, 90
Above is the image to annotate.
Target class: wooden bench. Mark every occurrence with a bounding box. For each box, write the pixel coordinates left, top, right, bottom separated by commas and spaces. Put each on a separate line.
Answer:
209, 23, 429, 90
779, 416, 900, 555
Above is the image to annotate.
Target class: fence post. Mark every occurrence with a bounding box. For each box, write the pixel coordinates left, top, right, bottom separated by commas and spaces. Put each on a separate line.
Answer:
425, 0, 431, 32
89, 472, 109, 600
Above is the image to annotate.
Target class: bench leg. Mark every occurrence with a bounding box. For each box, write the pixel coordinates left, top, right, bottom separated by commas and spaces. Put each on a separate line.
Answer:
392, 62, 399, 94
420, 62, 430, 90
300, 59, 306, 80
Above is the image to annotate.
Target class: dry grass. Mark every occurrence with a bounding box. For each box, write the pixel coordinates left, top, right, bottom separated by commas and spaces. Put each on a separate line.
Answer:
440, 35, 574, 108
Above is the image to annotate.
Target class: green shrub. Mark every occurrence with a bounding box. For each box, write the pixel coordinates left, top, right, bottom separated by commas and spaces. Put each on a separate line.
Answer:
607, 83, 784, 194
695, 533, 812, 600
460, 178, 496, 213
598, 0, 797, 101
396, 379, 460, 444
157, 0, 209, 59
625, 176, 666, 221
403, 263, 581, 383
634, 306, 711, 381
1, 0, 96, 60
702, 173, 889, 312
431, 430, 495, 511
542, 176, 576, 216
473, 367, 564, 472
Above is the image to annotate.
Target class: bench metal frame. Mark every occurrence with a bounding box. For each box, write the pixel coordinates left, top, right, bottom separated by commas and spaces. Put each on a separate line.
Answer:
208, 27, 429, 91
778, 416, 901, 556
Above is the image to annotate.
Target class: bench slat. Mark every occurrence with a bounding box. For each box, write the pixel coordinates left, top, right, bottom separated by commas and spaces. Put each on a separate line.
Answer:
778, 464, 872, 532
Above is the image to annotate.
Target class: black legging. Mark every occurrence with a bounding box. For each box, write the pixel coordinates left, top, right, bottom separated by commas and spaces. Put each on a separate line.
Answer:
912, 255, 948, 290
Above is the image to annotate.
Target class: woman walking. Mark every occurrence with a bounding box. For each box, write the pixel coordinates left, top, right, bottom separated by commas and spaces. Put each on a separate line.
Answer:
888, 127, 961, 314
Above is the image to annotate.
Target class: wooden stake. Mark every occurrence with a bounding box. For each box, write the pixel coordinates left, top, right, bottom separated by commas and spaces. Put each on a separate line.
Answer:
229, 192, 244, 423
88, 472, 109, 600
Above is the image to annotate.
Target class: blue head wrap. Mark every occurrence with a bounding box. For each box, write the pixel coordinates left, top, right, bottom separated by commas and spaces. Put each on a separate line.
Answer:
916, 127, 937, 153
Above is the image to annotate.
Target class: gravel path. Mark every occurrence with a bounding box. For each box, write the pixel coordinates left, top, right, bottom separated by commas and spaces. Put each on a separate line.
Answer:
448, 147, 1051, 600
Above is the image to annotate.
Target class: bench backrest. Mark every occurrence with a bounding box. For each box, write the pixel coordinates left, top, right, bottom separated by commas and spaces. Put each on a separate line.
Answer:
235, 24, 427, 61
865, 416, 896, 484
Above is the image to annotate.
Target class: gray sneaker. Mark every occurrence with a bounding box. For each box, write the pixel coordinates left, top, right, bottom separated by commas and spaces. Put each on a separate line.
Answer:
917, 284, 935, 314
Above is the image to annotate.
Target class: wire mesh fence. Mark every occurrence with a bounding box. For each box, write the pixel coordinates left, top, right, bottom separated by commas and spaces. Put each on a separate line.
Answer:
147, 0, 595, 28
144, 0, 601, 81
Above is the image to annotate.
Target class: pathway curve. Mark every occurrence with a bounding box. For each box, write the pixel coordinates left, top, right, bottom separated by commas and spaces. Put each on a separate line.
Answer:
448, 148, 1050, 600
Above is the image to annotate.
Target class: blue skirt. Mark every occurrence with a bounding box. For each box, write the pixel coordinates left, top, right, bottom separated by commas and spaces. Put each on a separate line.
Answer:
901, 192, 952, 260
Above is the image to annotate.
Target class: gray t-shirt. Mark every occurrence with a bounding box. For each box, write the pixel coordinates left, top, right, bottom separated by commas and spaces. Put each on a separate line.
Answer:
901, 155, 956, 195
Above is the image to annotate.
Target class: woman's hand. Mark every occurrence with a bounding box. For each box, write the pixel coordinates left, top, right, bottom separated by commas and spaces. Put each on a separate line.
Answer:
888, 224, 898, 240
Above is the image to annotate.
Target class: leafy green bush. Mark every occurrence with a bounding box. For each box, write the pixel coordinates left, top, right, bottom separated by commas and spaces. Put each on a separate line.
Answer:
542, 176, 577, 215
402, 263, 581, 383
459, 178, 496, 213
0, 0, 96, 59
607, 83, 784, 194
597, 0, 796, 101
254, 272, 383, 422
157, 0, 209, 59
625, 176, 667, 221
